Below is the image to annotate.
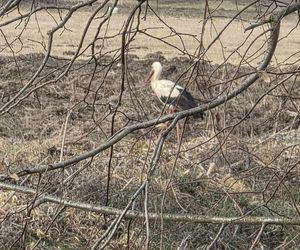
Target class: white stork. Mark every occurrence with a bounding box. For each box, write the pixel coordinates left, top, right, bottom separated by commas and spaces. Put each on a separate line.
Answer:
146, 61, 203, 142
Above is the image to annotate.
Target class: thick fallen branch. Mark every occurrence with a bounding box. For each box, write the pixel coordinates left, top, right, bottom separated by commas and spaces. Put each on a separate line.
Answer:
1, 182, 300, 226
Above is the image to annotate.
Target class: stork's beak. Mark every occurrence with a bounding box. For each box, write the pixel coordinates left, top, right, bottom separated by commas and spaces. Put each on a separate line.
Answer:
145, 69, 154, 84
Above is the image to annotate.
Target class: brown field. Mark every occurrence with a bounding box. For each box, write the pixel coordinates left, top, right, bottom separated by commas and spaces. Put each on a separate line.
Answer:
1, 5, 300, 64
1, 1, 300, 249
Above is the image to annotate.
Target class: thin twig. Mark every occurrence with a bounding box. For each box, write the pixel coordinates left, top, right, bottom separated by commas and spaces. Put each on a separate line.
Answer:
249, 223, 266, 250
206, 224, 227, 250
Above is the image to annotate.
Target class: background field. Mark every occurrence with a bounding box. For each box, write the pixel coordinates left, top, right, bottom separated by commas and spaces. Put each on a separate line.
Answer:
1, 0, 300, 64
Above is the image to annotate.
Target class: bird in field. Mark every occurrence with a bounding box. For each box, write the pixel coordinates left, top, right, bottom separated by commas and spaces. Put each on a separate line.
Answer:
145, 61, 203, 142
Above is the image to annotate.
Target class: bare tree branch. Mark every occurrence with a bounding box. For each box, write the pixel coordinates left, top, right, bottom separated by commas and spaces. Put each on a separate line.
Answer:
2, 182, 300, 226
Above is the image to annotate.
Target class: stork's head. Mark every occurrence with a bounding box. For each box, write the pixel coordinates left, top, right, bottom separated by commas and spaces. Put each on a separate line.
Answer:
146, 61, 163, 84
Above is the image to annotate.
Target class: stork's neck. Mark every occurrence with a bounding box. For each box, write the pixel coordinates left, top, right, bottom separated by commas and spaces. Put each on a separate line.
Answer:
151, 68, 162, 82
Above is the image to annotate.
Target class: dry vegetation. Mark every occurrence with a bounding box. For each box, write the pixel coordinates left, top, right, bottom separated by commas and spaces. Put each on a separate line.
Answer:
1, 0, 300, 249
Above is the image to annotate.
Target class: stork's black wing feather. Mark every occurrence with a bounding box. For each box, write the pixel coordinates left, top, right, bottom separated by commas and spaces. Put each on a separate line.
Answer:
160, 95, 177, 105
174, 87, 203, 119
176, 89, 197, 109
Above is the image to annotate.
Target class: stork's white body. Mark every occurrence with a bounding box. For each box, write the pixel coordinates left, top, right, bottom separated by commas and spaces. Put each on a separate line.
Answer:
151, 79, 183, 104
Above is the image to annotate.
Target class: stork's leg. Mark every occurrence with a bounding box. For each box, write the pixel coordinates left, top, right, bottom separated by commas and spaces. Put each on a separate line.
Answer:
156, 121, 169, 133
176, 122, 181, 143
156, 106, 172, 135
167, 106, 182, 143
155, 113, 170, 139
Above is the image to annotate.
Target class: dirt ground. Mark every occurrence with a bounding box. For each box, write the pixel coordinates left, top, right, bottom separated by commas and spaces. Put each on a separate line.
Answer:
1, 1, 300, 249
